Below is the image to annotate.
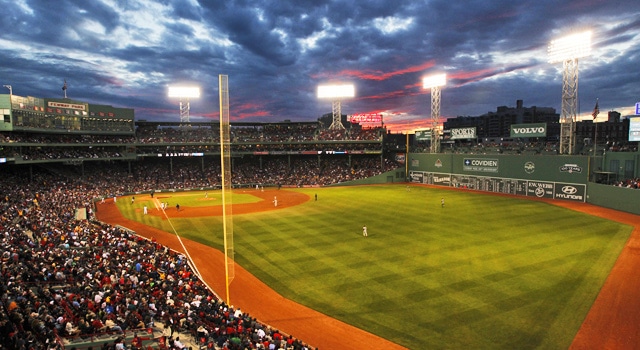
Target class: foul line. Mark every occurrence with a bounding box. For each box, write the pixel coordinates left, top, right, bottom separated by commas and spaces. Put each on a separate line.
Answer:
151, 197, 203, 280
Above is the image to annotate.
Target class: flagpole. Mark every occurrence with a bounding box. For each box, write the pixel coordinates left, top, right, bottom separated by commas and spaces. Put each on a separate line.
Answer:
592, 98, 599, 157
593, 119, 597, 157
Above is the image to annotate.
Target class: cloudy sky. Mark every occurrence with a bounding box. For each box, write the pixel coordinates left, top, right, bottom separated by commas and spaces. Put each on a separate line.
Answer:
1, 0, 639, 133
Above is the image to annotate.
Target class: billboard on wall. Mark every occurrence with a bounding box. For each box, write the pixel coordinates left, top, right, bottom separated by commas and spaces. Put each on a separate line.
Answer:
415, 129, 432, 141
409, 170, 586, 202
630, 117, 640, 142
510, 123, 547, 138
350, 113, 382, 123
450, 127, 476, 140
463, 158, 499, 173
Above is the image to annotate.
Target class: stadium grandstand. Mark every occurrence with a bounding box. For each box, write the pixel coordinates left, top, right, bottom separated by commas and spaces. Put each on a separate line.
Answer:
0, 92, 402, 350
1, 91, 638, 349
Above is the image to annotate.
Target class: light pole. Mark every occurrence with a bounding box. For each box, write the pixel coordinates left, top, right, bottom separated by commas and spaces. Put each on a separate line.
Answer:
423, 73, 446, 154
168, 86, 200, 127
3, 85, 12, 95
317, 84, 355, 130
548, 31, 592, 155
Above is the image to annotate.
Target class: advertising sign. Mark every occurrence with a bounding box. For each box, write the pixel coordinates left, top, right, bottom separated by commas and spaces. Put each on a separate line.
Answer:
415, 129, 432, 141
432, 174, 451, 185
409, 171, 585, 202
526, 181, 554, 199
510, 123, 547, 138
553, 183, 586, 202
450, 127, 476, 140
463, 158, 499, 173
630, 117, 640, 142
350, 113, 382, 123
409, 171, 424, 183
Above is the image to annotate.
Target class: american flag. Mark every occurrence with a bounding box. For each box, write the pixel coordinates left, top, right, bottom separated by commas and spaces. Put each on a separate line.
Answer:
591, 100, 599, 120
62, 79, 67, 91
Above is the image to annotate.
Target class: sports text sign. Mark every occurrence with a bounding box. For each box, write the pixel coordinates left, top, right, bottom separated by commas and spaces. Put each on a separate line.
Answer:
450, 127, 476, 140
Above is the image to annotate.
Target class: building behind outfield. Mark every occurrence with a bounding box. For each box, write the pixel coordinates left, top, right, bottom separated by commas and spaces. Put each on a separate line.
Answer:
0, 93, 134, 134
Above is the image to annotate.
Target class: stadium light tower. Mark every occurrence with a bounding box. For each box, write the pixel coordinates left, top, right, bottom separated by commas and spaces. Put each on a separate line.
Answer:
168, 86, 201, 126
548, 30, 591, 155
317, 84, 355, 130
423, 73, 446, 153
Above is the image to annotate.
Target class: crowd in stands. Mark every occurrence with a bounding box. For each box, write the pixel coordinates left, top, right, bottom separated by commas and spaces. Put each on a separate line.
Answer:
5, 157, 396, 349
19, 147, 125, 161
613, 178, 640, 189
70, 154, 398, 193
0, 124, 381, 146
412, 140, 561, 155
231, 156, 397, 187
0, 133, 136, 144
411, 139, 639, 155
0, 126, 385, 161
0, 153, 400, 349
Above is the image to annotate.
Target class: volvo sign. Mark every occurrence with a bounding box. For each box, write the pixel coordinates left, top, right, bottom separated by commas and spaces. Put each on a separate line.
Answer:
510, 123, 547, 138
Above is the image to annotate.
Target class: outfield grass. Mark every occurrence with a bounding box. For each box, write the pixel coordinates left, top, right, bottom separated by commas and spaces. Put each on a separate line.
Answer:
117, 185, 632, 349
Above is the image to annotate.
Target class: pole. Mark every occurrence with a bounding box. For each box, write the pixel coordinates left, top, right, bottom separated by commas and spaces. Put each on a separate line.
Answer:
405, 132, 409, 181
593, 121, 597, 157
592, 98, 599, 157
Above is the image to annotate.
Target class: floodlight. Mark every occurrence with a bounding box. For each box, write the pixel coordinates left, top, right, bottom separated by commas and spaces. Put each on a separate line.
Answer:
548, 30, 592, 155
422, 73, 446, 89
317, 84, 355, 99
168, 85, 201, 124
168, 86, 201, 98
422, 73, 447, 154
317, 84, 355, 130
548, 31, 591, 63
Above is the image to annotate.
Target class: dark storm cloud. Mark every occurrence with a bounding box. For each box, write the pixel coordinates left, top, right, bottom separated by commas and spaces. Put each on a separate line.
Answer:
0, 0, 638, 131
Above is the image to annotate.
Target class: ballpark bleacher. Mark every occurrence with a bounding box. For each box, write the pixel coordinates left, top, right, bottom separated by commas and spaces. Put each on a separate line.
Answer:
0, 123, 399, 350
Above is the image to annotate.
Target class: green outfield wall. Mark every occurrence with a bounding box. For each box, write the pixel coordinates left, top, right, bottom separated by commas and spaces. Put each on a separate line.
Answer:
406, 153, 640, 215
332, 168, 406, 186
587, 182, 640, 214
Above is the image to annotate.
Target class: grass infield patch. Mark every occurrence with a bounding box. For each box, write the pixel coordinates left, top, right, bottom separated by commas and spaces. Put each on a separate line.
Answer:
118, 185, 632, 349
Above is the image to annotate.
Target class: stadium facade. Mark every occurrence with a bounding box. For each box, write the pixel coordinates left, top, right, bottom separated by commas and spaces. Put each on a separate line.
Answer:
1, 92, 638, 214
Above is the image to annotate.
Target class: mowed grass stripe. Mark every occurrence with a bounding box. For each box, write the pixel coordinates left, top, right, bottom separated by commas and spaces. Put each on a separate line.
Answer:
118, 185, 632, 350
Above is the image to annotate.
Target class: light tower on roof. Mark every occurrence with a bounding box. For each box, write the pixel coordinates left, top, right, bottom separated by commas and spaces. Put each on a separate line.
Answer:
548, 30, 591, 155
168, 86, 201, 126
423, 73, 446, 154
317, 84, 355, 130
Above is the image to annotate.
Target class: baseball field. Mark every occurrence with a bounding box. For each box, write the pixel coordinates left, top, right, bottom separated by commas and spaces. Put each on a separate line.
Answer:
97, 184, 637, 349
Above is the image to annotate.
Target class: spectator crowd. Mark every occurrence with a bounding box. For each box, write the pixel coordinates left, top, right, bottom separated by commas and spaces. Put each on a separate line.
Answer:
0, 151, 401, 350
